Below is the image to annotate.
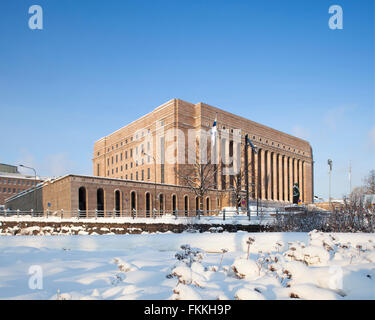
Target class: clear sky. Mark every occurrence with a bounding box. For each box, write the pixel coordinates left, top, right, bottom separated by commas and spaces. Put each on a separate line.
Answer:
0, 0, 374, 200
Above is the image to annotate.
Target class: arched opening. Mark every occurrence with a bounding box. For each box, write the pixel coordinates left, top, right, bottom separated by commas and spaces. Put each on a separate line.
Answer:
115, 190, 121, 216
172, 194, 177, 215
184, 195, 188, 216
78, 187, 87, 217
131, 191, 136, 213
145, 192, 151, 217
97, 188, 104, 217
159, 194, 164, 215
206, 197, 210, 214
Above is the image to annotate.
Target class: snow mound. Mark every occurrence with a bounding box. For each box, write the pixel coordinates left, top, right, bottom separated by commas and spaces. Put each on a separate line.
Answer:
113, 258, 137, 272
172, 284, 202, 300
232, 258, 259, 280
234, 288, 265, 300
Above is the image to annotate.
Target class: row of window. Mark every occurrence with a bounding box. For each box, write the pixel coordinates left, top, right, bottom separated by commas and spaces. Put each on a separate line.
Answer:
0, 188, 26, 194
97, 129, 154, 157
0, 179, 37, 186
105, 143, 152, 165
107, 168, 151, 181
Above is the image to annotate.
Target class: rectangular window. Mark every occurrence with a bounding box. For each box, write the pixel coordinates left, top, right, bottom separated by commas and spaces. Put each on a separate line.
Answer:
130, 173, 133, 180
97, 164, 100, 176
136, 172, 138, 180
147, 168, 150, 179
120, 153, 123, 161
125, 151, 128, 159
112, 157, 114, 164
116, 155, 118, 163
141, 170, 144, 181
130, 149, 133, 157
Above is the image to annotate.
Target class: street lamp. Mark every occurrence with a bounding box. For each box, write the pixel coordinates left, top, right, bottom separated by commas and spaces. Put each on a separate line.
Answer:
244, 134, 258, 220
19, 164, 37, 213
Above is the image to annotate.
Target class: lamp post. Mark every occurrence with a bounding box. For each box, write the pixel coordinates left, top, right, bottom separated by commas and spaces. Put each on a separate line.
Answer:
142, 151, 158, 215
328, 159, 333, 205
244, 134, 258, 220
19, 164, 37, 213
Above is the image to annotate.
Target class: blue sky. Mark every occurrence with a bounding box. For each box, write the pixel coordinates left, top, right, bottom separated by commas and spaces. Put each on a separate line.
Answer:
0, 0, 374, 200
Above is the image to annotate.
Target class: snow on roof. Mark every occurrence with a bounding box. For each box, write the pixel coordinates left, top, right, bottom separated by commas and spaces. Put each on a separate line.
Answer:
0, 172, 45, 180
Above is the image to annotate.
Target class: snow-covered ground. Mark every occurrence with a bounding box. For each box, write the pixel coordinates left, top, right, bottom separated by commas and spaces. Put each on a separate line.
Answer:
0, 231, 374, 300
0, 214, 274, 230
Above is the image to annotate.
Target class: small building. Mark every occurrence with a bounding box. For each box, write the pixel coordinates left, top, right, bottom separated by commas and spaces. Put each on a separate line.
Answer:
5, 174, 222, 217
0, 163, 44, 206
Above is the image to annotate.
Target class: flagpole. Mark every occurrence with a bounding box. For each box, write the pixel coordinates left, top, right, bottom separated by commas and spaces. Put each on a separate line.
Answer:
349, 161, 352, 195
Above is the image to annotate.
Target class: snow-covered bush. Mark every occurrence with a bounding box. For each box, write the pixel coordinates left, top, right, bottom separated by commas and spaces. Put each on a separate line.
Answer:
113, 258, 137, 273
231, 258, 259, 280
172, 283, 202, 300
174, 244, 205, 267
168, 244, 208, 298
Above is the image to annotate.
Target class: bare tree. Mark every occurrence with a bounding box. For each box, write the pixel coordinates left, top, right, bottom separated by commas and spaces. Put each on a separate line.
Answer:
363, 170, 375, 194
229, 159, 256, 213
175, 140, 218, 213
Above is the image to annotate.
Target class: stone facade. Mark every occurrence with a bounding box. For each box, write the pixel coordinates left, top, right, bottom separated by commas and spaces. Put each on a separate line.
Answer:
6, 174, 222, 217
93, 99, 313, 204
5, 99, 314, 214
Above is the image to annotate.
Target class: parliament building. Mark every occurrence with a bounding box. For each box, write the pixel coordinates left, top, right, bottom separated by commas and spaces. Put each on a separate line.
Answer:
6, 99, 313, 216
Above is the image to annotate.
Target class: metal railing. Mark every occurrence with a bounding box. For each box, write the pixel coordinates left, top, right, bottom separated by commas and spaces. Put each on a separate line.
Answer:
0, 208, 283, 224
